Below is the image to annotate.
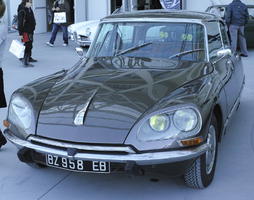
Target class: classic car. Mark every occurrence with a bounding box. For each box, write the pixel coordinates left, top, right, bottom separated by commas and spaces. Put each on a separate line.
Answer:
206, 4, 254, 48
68, 20, 99, 47
4, 10, 245, 189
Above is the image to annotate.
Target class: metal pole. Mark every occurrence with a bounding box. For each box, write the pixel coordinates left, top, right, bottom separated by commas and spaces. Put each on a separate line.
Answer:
122, 0, 132, 12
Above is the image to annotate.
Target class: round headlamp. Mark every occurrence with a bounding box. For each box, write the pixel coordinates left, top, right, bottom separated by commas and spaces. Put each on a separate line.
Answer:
9, 96, 33, 130
173, 108, 198, 132
149, 114, 170, 132
85, 27, 91, 36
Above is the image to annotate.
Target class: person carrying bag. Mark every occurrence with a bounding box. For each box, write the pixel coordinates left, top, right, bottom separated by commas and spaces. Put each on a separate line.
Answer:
0, 0, 7, 149
17, 0, 37, 67
46, 0, 71, 47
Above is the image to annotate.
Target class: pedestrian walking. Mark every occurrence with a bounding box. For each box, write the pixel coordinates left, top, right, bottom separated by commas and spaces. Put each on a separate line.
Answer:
46, 0, 71, 47
17, 0, 37, 67
0, 0, 7, 148
225, 0, 249, 57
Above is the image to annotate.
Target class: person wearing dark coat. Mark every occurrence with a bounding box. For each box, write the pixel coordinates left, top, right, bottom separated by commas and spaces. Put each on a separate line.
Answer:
225, 0, 249, 57
18, 0, 37, 67
0, 0, 7, 148
46, 0, 71, 47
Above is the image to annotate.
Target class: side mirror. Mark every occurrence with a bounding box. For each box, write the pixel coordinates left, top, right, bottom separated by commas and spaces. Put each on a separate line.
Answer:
217, 49, 232, 57
75, 47, 84, 57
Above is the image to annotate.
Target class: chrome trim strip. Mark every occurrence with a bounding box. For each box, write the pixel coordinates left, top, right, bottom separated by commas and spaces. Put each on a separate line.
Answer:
222, 81, 244, 134
4, 130, 208, 165
102, 18, 205, 24
28, 135, 136, 154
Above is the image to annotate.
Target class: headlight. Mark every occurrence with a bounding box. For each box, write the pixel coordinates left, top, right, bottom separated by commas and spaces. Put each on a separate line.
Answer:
173, 108, 198, 132
149, 114, 170, 132
137, 105, 202, 142
68, 25, 73, 33
8, 95, 33, 131
85, 27, 91, 36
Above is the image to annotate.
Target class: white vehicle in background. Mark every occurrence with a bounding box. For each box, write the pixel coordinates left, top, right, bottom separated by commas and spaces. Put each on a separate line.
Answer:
68, 20, 100, 47
67, 8, 122, 47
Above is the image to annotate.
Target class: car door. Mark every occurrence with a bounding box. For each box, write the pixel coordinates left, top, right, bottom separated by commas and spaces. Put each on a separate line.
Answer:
220, 22, 244, 115
206, 21, 241, 116
219, 22, 244, 111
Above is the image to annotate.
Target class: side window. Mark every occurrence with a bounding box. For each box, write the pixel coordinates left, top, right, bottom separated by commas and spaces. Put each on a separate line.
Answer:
220, 22, 230, 47
206, 22, 223, 57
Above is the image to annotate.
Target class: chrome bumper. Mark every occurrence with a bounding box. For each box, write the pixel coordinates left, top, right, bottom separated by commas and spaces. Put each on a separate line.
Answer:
76, 40, 91, 47
4, 129, 209, 165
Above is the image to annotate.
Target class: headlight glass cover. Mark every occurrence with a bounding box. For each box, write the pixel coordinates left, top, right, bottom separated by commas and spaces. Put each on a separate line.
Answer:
149, 114, 170, 132
173, 108, 198, 132
85, 27, 91, 36
8, 95, 34, 131
137, 105, 202, 142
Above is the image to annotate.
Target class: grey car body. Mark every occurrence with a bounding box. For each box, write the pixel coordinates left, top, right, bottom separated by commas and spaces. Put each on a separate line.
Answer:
4, 10, 244, 189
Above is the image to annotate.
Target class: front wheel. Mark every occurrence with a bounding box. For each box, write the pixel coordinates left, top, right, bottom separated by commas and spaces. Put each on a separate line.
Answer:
184, 115, 218, 189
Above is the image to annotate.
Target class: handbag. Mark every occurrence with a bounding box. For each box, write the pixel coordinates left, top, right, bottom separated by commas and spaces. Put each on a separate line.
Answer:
53, 12, 67, 24
9, 40, 25, 59
22, 32, 30, 43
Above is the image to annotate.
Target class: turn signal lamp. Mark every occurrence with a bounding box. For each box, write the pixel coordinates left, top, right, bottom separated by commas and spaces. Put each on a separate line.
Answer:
180, 137, 203, 147
3, 120, 10, 128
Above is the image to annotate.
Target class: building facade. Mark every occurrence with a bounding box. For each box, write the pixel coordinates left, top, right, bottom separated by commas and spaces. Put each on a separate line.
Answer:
5, 0, 254, 33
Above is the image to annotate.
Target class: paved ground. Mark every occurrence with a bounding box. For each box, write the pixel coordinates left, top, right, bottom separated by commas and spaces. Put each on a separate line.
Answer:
1, 32, 254, 200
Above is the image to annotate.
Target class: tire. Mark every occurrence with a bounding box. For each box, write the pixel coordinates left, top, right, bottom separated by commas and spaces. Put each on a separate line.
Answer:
184, 115, 218, 189
0, 130, 7, 148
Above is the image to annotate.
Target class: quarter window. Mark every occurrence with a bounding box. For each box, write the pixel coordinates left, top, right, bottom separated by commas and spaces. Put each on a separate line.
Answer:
220, 23, 230, 47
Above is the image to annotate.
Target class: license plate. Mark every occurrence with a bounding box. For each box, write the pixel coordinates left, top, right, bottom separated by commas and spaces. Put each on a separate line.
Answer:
46, 154, 110, 173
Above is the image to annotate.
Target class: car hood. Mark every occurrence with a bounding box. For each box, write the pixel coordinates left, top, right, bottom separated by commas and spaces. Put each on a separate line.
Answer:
68, 20, 99, 33
36, 57, 212, 144
76, 24, 99, 38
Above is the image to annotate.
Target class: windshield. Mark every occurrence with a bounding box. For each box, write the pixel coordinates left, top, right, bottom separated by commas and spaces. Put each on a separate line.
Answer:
88, 22, 206, 62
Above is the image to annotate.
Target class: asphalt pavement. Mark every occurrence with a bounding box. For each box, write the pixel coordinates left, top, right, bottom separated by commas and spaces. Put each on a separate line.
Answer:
1, 32, 254, 200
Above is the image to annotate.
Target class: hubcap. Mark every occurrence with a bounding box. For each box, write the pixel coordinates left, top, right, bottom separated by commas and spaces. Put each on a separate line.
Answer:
205, 125, 216, 174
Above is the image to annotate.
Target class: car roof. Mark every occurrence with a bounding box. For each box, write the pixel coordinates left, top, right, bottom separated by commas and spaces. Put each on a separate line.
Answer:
103, 9, 220, 22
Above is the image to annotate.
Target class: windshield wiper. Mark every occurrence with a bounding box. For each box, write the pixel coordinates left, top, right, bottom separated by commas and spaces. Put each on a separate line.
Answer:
169, 49, 205, 59
116, 42, 152, 56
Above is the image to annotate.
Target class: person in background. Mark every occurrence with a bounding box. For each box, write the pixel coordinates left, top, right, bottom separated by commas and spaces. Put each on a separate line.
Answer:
18, 0, 37, 67
225, 0, 249, 57
0, 0, 7, 148
46, 0, 71, 47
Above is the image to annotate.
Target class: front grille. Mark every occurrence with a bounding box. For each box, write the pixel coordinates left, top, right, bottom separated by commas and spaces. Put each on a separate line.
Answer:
80, 35, 89, 41
28, 136, 136, 155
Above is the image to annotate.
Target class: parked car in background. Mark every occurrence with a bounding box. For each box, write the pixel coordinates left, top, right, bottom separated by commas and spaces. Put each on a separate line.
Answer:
4, 10, 245, 189
206, 5, 254, 48
68, 20, 99, 47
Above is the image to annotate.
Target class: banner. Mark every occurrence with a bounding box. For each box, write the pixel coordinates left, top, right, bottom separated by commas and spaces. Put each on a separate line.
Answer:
160, 0, 182, 10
